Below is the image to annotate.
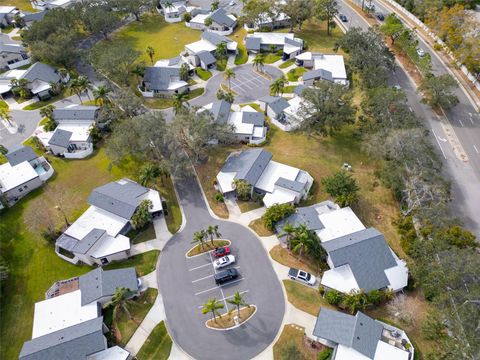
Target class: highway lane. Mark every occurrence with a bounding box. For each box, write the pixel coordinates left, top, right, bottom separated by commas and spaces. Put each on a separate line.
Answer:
337, 0, 480, 237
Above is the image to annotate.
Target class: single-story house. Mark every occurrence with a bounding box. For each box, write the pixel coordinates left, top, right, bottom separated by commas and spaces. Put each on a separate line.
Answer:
189, 8, 237, 35
313, 308, 414, 360
142, 66, 190, 96
0, 146, 54, 205
245, 32, 304, 59
55, 178, 162, 265
296, 53, 349, 86
185, 31, 238, 68
0, 40, 30, 70
20, 10, 48, 27
36, 0, 76, 9
160, 0, 197, 23
0, 6, 18, 26
154, 55, 195, 73
243, 10, 290, 31
216, 148, 314, 207
258, 95, 290, 121
199, 100, 267, 144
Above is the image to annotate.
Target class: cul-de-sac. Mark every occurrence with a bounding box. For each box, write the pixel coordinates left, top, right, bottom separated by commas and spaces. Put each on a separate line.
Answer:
0, 0, 479, 359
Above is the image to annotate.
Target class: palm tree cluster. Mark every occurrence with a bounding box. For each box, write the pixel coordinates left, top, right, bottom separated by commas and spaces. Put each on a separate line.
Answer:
40, 105, 57, 132
270, 76, 286, 96
202, 291, 249, 324
138, 162, 169, 187
253, 54, 265, 72
10, 78, 31, 99
324, 288, 394, 314
281, 223, 326, 263
68, 76, 93, 103
191, 225, 222, 249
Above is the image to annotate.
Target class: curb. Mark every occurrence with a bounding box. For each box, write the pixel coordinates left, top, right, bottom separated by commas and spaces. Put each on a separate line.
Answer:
185, 239, 232, 259
204, 305, 258, 331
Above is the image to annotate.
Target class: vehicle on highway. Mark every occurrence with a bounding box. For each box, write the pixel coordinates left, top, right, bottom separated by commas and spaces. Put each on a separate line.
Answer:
339, 14, 348, 22
214, 268, 239, 284
213, 255, 236, 269
416, 48, 426, 57
288, 268, 316, 286
376, 13, 385, 21
212, 246, 231, 258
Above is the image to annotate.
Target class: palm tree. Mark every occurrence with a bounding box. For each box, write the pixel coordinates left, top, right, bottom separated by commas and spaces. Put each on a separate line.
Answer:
0, 108, 13, 126
280, 222, 295, 250
269, 44, 277, 53
204, 17, 213, 28
223, 68, 235, 92
93, 86, 111, 106
131, 64, 145, 86
39, 104, 55, 120
11, 78, 31, 99
211, 0, 220, 11
202, 298, 224, 323
68, 78, 83, 103
111, 287, 133, 321
291, 224, 312, 260
206, 225, 221, 246
215, 41, 227, 60
179, 63, 190, 82
343, 289, 368, 314
173, 92, 189, 114
192, 230, 207, 249
76, 76, 92, 101
227, 291, 249, 317
139, 163, 161, 187
270, 76, 286, 96
253, 54, 265, 72
146, 46, 155, 65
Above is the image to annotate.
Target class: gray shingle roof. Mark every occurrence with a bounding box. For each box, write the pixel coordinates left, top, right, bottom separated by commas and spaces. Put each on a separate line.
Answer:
209, 100, 231, 124
19, 317, 106, 360
303, 68, 333, 82
285, 37, 303, 48
260, 96, 290, 114
293, 84, 307, 96
168, 56, 181, 66
275, 177, 305, 193
87, 178, 149, 219
313, 309, 383, 359
72, 229, 106, 255
245, 37, 261, 51
321, 228, 398, 292
55, 232, 79, 252
0, 40, 25, 54
22, 62, 61, 84
5, 146, 37, 166
275, 205, 324, 233
197, 50, 216, 66
22, 10, 48, 23
143, 66, 182, 91
48, 128, 72, 148
221, 148, 272, 186
209, 8, 236, 27
241, 111, 264, 126
202, 31, 232, 46
79, 267, 138, 306
53, 105, 99, 122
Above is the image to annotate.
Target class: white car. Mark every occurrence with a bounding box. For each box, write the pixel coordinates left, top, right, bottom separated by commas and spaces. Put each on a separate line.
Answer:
214, 255, 236, 269
288, 268, 316, 286
416, 48, 426, 57
229, 1, 235, 5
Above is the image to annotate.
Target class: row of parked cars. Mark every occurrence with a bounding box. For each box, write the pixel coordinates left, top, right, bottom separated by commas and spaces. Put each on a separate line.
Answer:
212, 246, 240, 285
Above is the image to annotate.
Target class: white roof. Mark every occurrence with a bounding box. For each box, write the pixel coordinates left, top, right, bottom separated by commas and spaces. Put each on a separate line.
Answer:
229, 111, 255, 135
313, 54, 347, 81
335, 344, 371, 360
167, 79, 188, 91
0, 6, 16, 13
255, 160, 300, 193
1, 69, 26, 79
65, 206, 129, 240
186, 39, 217, 54
296, 52, 313, 61
374, 340, 410, 360
88, 346, 130, 360
0, 161, 38, 192
316, 207, 366, 242
252, 126, 266, 139
90, 233, 130, 259
190, 13, 209, 24
284, 41, 302, 55
30, 79, 51, 95
284, 96, 303, 118
216, 171, 236, 193
263, 187, 297, 208
32, 290, 99, 338
250, 32, 294, 45
36, 130, 54, 148
0, 80, 11, 95
321, 264, 360, 294
57, 123, 92, 142
139, 189, 163, 213
385, 256, 409, 292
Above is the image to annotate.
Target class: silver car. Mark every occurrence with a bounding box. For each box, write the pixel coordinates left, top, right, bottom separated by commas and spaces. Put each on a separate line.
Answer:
213, 255, 236, 269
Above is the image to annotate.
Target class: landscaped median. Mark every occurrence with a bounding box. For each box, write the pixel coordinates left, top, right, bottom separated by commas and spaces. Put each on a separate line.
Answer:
205, 305, 257, 330
186, 239, 231, 258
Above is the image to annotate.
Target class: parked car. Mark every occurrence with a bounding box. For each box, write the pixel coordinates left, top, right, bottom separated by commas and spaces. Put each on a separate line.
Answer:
212, 246, 231, 258
288, 268, 316, 286
365, 3, 376, 11
376, 13, 385, 21
416, 48, 426, 57
137, 278, 143, 289
215, 268, 239, 285
214, 255, 236, 269
339, 14, 348, 22
229, 1, 235, 5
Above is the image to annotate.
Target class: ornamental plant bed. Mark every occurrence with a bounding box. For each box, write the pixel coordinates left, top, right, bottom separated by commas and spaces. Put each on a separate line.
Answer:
186, 239, 230, 257
206, 306, 256, 329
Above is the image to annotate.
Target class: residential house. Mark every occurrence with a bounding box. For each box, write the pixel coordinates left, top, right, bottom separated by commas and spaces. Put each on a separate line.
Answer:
0, 146, 54, 205
55, 178, 162, 265
39, 104, 100, 159
243, 10, 291, 31
199, 100, 267, 144
185, 31, 238, 69
20, 10, 48, 28
313, 308, 414, 360
159, 0, 197, 23
20, 267, 137, 360
0, 6, 18, 26
296, 53, 349, 86
0, 39, 30, 70
245, 32, 304, 59
189, 8, 237, 35
0, 61, 66, 100
34, 0, 77, 10
216, 148, 314, 207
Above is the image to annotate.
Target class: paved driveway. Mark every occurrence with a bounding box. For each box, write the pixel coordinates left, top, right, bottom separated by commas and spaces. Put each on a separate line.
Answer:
157, 175, 285, 360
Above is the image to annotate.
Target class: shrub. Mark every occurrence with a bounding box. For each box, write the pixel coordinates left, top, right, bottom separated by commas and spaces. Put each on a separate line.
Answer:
215, 192, 224, 202
366, 289, 385, 306
233, 179, 251, 201
395, 216, 417, 255
318, 286, 325, 296
325, 289, 344, 305
183, 12, 191, 22
321, 171, 359, 207
317, 348, 332, 360
262, 203, 296, 230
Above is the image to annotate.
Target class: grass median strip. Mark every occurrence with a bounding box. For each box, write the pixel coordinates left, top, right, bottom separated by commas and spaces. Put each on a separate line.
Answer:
206, 306, 256, 329
187, 240, 230, 257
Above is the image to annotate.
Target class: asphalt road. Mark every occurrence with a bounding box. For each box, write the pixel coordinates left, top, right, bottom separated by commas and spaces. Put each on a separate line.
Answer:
337, 0, 480, 237
157, 174, 285, 360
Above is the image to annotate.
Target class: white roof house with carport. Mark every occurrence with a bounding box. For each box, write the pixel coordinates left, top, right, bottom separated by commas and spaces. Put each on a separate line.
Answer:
245, 32, 304, 59
296, 52, 348, 86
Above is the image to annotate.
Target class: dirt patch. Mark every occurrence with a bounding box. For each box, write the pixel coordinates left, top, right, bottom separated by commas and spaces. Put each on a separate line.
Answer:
206, 306, 256, 329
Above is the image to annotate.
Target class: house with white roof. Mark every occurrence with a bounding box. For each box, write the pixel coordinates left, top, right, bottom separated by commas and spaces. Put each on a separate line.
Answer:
185, 31, 238, 69
55, 178, 162, 265
198, 100, 267, 144
296, 53, 349, 86
20, 267, 137, 360
0, 6, 18, 26
313, 308, 414, 360
216, 148, 314, 208
0, 39, 30, 70
243, 10, 291, 31
245, 32, 304, 59
159, 0, 197, 23
188, 8, 237, 35
258, 94, 302, 131
0, 146, 54, 205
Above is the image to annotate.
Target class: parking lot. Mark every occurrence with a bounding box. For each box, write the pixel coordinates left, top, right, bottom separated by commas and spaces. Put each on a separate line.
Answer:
187, 245, 249, 315
229, 70, 271, 98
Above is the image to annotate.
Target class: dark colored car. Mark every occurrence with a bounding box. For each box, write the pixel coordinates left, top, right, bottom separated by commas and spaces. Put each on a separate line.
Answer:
339, 14, 348, 22
212, 246, 230, 258
214, 268, 239, 285
376, 13, 385, 21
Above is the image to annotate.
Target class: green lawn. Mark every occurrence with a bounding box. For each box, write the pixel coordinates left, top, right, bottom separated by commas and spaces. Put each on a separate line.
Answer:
230, 27, 248, 65
216, 58, 227, 71
279, 59, 295, 69
283, 85, 297, 93
0, 148, 179, 359
3, 0, 36, 11
0, 99, 7, 110
264, 53, 282, 64
144, 88, 205, 109
23, 91, 69, 110
128, 223, 156, 244
287, 67, 307, 81
112, 15, 199, 63
104, 250, 159, 277
237, 200, 263, 213
195, 67, 212, 81
283, 280, 335, 316
137, 321, 172, 360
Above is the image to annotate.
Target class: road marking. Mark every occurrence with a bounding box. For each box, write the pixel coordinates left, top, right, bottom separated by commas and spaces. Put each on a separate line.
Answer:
438, 136, 447, 142
458, 119, 464, 127
431, 128, 447, 160
198, 290, 250, 309
194, 278, 245, 296
474, 145, 479, 154
188, 263, 211, 271
192, 274, 214, 283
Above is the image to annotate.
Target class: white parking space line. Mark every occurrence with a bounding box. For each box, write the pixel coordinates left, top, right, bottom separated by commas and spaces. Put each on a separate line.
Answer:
194, 278, 245, 296
197, 290, 250, 309
192, 274, 214, 283
188, 263, 211, 271
474, 145, 479, 154
431, 128, 447, 160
